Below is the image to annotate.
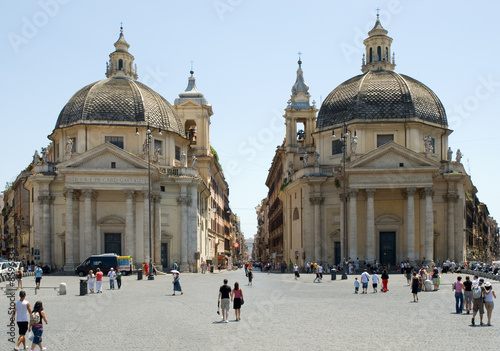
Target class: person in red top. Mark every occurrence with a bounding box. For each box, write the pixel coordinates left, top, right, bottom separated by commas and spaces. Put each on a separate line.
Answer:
95, 268, 104, 293
143, 263, 149, 277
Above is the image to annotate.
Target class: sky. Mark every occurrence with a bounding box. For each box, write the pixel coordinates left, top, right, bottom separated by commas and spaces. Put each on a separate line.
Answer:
1, 1, 499, 240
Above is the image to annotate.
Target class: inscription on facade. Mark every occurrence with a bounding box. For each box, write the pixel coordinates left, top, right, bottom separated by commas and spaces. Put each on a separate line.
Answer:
67, 176, 147, 184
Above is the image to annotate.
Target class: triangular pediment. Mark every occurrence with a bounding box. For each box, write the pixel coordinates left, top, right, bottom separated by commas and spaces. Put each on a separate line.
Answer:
349, 141, 440, 170
57, 143, 150, 171
178, 100, 202, 108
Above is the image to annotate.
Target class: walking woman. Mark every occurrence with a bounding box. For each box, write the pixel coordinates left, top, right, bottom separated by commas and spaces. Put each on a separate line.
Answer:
411, 272, 420, 302
463, 276, 473, 314
381, 269, 389, 292
172, 273, 183, 295
483, 282, 496, 326
87, 270, 95, 293
29, 300, 48, 351
230, 282, 244, 321
453, 276, 464, 314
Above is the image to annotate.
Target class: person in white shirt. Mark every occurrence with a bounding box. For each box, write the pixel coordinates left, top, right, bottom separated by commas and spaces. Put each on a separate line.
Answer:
107, 267, 117, 290
12, 290, 32, 351
294, 264, 300, 280
372, 272, 379, 293
360, 270, 370, 294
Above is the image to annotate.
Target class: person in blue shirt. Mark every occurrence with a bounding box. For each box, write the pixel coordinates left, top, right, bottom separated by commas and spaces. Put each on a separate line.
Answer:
35, 265, 43, 289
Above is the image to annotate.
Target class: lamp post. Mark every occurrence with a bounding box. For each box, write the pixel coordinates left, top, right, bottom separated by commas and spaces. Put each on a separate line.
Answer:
146, 127, 154, 280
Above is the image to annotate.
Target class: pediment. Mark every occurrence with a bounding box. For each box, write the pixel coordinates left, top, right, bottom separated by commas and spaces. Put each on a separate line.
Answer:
58, 143, 149, 171
178, 100, 202, 108
349, 142, 440, 170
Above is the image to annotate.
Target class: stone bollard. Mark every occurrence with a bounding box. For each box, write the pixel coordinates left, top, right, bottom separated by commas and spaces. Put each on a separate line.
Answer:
424, 279, 433, 292
5, 283, 16, 295
59, 283, 67, 295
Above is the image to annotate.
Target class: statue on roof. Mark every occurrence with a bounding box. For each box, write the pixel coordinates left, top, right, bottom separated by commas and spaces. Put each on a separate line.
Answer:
456, 149, 463, 163
447, 147, 453, 162
33, 150, 41, 165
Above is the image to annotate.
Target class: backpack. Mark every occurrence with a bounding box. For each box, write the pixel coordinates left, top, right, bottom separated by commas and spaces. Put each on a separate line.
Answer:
30, 311, 40, 325
472, 285, 482, 299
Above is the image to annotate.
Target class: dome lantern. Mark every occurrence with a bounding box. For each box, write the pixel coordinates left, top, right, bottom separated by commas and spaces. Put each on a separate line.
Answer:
361, 14, 396, 73
105, 25, 138, 80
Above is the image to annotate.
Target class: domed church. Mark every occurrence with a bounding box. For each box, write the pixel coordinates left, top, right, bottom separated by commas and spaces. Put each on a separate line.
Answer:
267, 15, 472, 267
26, 28, 230, 272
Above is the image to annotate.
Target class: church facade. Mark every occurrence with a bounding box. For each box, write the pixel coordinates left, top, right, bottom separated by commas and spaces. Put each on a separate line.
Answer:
263, 16, 483, 267
22, 28, 232, 272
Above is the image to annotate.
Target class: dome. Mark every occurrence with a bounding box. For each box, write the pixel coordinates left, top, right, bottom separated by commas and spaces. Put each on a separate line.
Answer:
54, 77, 186, 137
317, 69, 447, 129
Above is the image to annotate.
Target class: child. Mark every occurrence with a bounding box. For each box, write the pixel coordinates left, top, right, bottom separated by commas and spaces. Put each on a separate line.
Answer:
354, 277, 359, 294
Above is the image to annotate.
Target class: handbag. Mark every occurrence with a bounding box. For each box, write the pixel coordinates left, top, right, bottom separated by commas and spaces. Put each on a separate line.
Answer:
28, 330, 34, 341
240, 297, 244, 305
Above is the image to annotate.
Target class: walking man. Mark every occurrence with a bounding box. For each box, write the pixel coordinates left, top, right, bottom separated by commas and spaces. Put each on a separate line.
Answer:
107, 267, 116, 290
95, 268, 103, 293
471, 278, 485, 326
361, 269, 370, 294
218, 279, 231, 323
35, 265, 43, 289
12, 290, 32, 351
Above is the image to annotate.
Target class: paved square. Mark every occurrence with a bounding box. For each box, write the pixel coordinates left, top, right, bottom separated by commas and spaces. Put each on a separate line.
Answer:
2, 270, 499, 350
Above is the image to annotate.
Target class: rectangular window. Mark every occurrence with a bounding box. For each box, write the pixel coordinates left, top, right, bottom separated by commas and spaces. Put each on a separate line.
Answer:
154, 140, 162, 155
105, 136, 124, 149
377, 134, 393, 147
332, 140, 343, 155
111, 162, 116, 169
175, 146, 181, 161
431, 138, 435, 154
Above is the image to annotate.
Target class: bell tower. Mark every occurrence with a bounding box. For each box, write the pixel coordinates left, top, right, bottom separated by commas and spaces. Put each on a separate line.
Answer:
361, 13, 396, 73
106, 25, 138, 80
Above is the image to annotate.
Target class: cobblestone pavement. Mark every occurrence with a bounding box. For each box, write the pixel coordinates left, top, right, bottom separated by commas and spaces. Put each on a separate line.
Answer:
2, 270, 499, 350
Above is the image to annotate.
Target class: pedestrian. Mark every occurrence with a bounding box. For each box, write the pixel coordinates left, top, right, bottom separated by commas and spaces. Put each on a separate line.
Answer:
218, 278, 231, 323
35, 265, 43, 289
230, 281, 243, 321
432, 266, 439, 290
95, 268, 103, 293
318, 264, 323, 282
143, 262, 149, 277
12, 290, 32, 351
173, 261, 178, 271
360, 269, 370, 294
201, 261, 207, 274
372, 271, 379, 293
381, 269, 389, 292
411, 272, 420, 302
172, 272, 183, 295
116, 269, 122, 289
247, 268, 253, 286
293, 264, 300, 280
29, 300, 48, 351
453, 276, 464, 314
17, 267, 23, 289
405, 264, 412, 286
463, 276, 473, 314
306, 262, 310, 274
471, 279, 485, 326
87, 270, 95, 293
483, 282, 496, 326
107, 267, 116, 290
354, 277, 359, 294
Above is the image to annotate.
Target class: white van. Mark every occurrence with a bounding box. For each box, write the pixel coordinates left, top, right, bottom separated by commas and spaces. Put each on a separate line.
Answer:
0, 261, 21, 275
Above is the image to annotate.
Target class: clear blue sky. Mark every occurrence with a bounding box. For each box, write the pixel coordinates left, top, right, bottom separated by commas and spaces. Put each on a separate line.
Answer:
1, 1, 499, 239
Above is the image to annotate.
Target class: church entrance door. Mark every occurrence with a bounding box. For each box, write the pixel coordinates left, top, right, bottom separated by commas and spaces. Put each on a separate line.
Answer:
104, 233, 122, 255
161, 243, 169, 271
379, 232, 396, 266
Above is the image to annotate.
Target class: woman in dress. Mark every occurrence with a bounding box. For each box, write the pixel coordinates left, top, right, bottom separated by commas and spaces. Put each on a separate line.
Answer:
29, 300, 48, 351
87, 270, 95, 293
411, 272, 420, 302
17, 267, 23, 289
381, 269, 389, 292
483, 282, 496, 326
230, 282, 244, 321
172, 273, 183, 295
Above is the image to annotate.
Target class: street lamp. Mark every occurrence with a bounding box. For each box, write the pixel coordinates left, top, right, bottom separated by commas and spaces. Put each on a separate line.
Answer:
146, 127, 154, 280
333, 122, 349, 279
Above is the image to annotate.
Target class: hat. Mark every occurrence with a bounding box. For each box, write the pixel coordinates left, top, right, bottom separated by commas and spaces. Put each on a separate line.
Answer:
485, 282, 491, 287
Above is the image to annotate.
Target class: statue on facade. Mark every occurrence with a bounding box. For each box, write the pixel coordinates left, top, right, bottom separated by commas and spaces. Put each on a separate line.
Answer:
288, 161, 294, 177
350, 135, 358, 154
142, 139, 149, 156
41, 147, 49, 164
153, 148, 161, 163
456, 149, 463, 163
180, 152, 187, 168
65, 138, 73, 154
423, 135, 433, 153
191, 155, 197, 170
314, 151, 320, 166
33, 150, 41, 165
303, 152, 309, 167
447, 147, 453, 162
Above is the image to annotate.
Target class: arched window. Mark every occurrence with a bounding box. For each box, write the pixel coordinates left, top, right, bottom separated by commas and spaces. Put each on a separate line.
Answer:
118, 59, 123, 70
377, 46, 381, 61
385, 47, 389, 62
293, 207, 299, 220
369, 48, 373, 63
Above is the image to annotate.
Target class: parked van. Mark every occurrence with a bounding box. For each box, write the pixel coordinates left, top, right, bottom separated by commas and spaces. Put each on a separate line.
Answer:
75, 254, 119, 277
118, 256, 134, 275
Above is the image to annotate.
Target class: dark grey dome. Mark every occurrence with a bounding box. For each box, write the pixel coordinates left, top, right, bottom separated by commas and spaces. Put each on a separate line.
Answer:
55, 77, 185, 137
317, 70, 447, 129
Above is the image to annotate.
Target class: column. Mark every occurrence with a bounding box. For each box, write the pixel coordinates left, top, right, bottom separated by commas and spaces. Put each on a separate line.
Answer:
153, 194, 162, 269
424, 188, 434, 264
348, 188, 358, 260
178, 195, 190, 271
339, 193, 345, 264
445, 193, 458, 261
124, 190, 135, 257
92, 191, 98, 254
63, 188, 74, 270
39, 195, 53, 266
310, 196, 324, 261
143, 190, 150, 263
365, 188, 376, 263
82, 189, 92, 259
406, 187, 416, 264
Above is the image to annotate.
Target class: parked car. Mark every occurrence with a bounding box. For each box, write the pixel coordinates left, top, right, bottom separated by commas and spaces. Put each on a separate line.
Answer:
0, 261, 21, 275
75, 254, 119, 277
